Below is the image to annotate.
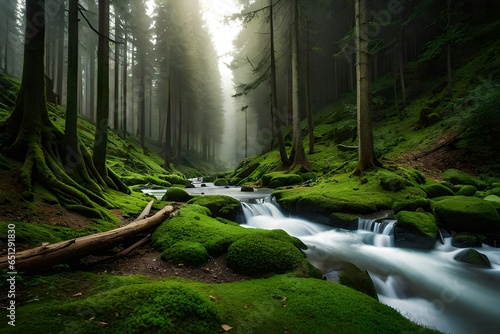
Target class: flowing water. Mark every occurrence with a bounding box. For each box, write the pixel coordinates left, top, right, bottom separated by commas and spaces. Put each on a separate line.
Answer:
242, 200, 500, 334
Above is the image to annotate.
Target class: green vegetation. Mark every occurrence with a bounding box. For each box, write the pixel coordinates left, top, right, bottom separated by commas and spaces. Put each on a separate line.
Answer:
0, 272, 439, 334
161, 187, 194, 202
161, 241, 210, 267
226, 233, 305, 276
186, 195, 241, 221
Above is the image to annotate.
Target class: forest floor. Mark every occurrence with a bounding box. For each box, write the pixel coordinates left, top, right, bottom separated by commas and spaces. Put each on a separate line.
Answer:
0, 142, 480, 285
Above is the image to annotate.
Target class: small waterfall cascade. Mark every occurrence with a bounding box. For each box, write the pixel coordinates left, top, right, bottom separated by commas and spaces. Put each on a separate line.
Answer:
239, 200, 500, 334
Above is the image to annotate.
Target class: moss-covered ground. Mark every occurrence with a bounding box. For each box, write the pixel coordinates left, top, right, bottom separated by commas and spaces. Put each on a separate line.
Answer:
0, 272, 440, 334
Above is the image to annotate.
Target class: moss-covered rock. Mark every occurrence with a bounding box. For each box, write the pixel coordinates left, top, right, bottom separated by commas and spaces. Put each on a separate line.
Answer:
455, 185, 477, 196
442, 169, 487, 189
452, 233, 484, 248
421, 182, 455, 198
454, 248, 491, 267
337, 263, 379, 300
226, 233, 305, 276
377, 171, 407, 192
484, 195, 500, 214
187, 195, 241, 221
214, 178, 229, 186
161, 241, 209, 267
262, 172, 303, 187
241, 185, 254, 192
431, 197, 500, 233
395, 211, 438, 249
161, 187, 193, 202
152, 205, 245, 256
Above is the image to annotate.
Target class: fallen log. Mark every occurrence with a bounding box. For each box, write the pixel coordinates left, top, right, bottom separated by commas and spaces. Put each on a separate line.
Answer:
0, 203, 180, 273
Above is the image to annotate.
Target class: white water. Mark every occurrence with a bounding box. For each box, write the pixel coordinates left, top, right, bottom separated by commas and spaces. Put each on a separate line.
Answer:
242, 201, 500, 334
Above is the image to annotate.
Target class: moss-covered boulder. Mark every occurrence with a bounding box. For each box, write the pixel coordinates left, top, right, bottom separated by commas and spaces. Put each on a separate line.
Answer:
241, 185, 254, 192
455, 185, 477, 196
484, 195, 500, 214
395, 211, 438, 249
262, 172, 303, 188
226, 233, 305, 275
214, 178, 229, 186
452, 233, 484, 248
152, 205, 245, 256
337, 263, 379, 300
421, 183, 455, 198
161, 241, 209, 267
454, 248, 491, 267
161, 187, 194, 202
61, 284, 221, 333
187, 195, 241, 221
431, 197, 500, 233
442, 169, 487, 189
377, 171, 407, 192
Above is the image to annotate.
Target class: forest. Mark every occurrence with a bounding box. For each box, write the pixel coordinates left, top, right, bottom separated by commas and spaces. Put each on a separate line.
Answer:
0, 0, 499, 333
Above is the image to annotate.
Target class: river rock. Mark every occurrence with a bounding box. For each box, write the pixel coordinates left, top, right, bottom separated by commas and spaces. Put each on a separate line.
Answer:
455, 185, 477, 196
421, 182, 454, 198
442, 169, 487, 189
241, 185, 254, 192
395, 211, 438, 249
161, 187, 193, 203
324, 263, 379, 301
454, 248, 491, 268
431, 196, 500, 233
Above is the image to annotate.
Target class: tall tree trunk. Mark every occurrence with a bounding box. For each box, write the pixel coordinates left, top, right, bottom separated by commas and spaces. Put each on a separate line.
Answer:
353, 0, 381, 175
139, 50, 146, 153
113, 16, 121, 131
269, 1, 290, 166
56, 2, 65, 105
122, 28, 128, 138
447, 43, 452, 98
305, 17, 314, 155
93, 0, 112, 179
290, 0, 312, 171
162, 76, 171, 170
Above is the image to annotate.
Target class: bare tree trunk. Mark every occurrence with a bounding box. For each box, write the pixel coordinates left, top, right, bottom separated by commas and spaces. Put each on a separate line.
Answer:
305, 17, 314, 155
114, 16, 121, 131
93, 0, 111, 177
122, 29, 128, 137
269, 1, 290, 166
353, 0, 381, 175
290, 0, 312, 171
56, 2, 65, 104
447, 43, 453, 98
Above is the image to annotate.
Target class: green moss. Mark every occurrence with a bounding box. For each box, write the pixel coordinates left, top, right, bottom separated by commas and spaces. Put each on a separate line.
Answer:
442, 169, 487, 189
377, 170, 408, 192
213, 178, 229, 186
421, 182, 455, 198
432, 196, 500, 233
161, 241, 209, 267
456, 185, 477, 196
1, 272, 438, 334
226, 233, 305, 275
338, 264, 379, 300
151, 205, 248, 256
452, 233, 484, 248
454, 249, 491, 268
396, 211, 438, 238
0, 222, 61, 245
161, 187, 193, 202
262, 172, 303, 187
187, 195, 241, 221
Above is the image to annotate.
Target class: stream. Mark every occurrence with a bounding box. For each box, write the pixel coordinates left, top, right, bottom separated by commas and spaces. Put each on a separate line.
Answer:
142, 185, 500, 333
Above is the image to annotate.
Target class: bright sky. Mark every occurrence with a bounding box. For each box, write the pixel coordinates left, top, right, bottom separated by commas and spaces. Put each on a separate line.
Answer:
198, 0, 242, 96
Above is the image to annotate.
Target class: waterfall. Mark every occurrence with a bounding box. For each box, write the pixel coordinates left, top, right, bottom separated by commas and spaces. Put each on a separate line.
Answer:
240, 201, 500, 334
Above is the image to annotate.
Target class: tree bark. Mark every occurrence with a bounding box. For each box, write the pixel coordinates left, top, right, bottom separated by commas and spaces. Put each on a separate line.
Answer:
93, 0, 110, 177
269, 1, 290, 166
290, 0, 312, 171
353, 0, 381, 175
0, 204, 180, 273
